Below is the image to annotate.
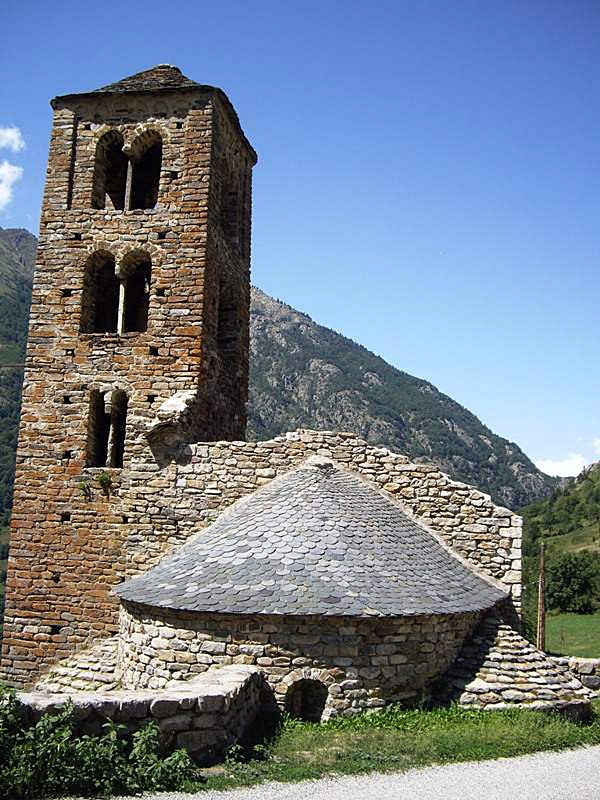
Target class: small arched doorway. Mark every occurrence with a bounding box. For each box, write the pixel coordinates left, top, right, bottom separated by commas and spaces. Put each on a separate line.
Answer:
285, 679, 328, 722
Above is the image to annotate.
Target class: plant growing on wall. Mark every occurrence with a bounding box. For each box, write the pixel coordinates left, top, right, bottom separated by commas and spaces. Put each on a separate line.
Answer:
97, 471, 113, 497
78, 481, 92, 501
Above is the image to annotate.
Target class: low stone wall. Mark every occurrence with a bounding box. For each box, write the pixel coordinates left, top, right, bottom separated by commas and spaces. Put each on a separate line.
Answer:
118, 602, 482, 718
552, 657, 600, 691
444, 613, 595, 716
17, 665, 264, 763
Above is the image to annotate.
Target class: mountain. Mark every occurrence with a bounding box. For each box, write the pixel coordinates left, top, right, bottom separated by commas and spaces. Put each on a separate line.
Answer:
0, 228, 36, 526
521, 463, 600, 559
248, 288, 555, 509
0, 232, 555, 525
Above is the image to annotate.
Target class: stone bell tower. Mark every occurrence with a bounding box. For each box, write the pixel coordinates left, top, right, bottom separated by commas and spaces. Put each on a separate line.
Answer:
0, 66, 257, 686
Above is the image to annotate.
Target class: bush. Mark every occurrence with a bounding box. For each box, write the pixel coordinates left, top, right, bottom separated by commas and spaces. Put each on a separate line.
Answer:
0, 684, 198, 798
546, 550, 599, 614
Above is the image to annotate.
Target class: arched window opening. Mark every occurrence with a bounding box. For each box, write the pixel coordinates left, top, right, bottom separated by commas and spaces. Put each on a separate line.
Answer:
108, 390, 128, 467
285, 679, 328, 722
91, 131, 128, 210
86, 389, 128, 468
120, 251, 152, 333
80, 252, 119, 333
86, 390, 110, 467
130, 131, 162, 210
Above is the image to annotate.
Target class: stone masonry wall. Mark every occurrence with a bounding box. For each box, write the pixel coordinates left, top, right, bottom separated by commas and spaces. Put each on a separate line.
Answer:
552, 657, 600, 691
17, 664, 263, 763
118, 602, 483, 718
3, 430, 521, 687
1, 79, 256, 687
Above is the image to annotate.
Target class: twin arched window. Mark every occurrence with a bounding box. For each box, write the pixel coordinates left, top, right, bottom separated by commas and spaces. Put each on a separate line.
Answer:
91, 129, 162, 211
80, 250, 152, 334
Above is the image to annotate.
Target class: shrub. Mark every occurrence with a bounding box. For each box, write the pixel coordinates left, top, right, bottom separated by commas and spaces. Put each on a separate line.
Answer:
0, 684, 197, 799
546, 550, 600, 614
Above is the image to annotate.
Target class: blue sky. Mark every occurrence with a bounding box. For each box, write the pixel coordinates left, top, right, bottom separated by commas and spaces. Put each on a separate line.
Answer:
1, 0, 599, 476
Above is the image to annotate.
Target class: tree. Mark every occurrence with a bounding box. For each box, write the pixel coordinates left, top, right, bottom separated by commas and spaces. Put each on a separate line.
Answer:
546, 551, 599, 614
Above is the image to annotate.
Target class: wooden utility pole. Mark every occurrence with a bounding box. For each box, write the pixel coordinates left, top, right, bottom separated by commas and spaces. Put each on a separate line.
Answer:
536, 541, 546, 651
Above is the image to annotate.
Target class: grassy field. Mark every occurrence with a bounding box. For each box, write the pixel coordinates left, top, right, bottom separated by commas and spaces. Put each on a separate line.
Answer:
546, 612, 600, 658
546, 525, 600, 555
197, 702, 600, 792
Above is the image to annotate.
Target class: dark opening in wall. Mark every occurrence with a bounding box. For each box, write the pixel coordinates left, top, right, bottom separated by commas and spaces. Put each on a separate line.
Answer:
91, 130, 128, 210
62, 395, 72, 404
61, 288, 73, 297
157, 231, 167, 240
121, 251, 152, 333
217, 279, 239, 360
72, 233, 82, 241
109, 390, 128, 468
60, 512, 71, 523
156, 287, 165, 296
285, 679, 328, 722
87, 390, 110, 467
62, 450, 73, 461
149, 346, 159, 356
49, 625, 62, 636
130, 130, 162, 210
51, 573, 60, 584
80, 251, 119, 333
86, 389, 128, 468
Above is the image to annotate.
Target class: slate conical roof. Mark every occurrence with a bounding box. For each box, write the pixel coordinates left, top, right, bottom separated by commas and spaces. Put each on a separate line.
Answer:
115, 458, 507, 617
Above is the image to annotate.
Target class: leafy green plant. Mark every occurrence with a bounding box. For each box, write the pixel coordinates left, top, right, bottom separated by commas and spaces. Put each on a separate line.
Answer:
0, 683, 197, 799
96, 471, 112, 497
546, 550, 599, 614
78, 480, 92, 501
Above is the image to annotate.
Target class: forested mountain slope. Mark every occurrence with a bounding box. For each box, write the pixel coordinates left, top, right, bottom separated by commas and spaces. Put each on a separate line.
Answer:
0, 228, 35, 525
522, 463, 600, 559
248, 288, 555, 509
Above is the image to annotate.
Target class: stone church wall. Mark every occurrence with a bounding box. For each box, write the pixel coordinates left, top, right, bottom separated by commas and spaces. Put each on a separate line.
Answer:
118, 601, 482, 718
2, 429, 521, 687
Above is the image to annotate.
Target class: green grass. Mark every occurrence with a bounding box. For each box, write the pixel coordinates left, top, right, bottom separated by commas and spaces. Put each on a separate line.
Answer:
546, 525, 600, 554
546, 612, 600, 658
198, 702, 600, 792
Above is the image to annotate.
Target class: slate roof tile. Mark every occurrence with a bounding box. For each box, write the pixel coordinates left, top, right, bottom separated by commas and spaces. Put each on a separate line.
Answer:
115, 458, 507, 617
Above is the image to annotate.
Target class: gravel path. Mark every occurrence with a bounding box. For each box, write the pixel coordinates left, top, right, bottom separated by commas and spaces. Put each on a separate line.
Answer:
117, 745, 600, 800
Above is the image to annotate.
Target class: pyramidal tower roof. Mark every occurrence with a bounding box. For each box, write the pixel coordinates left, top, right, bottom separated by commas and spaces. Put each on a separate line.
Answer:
50, 65, 256, 160
116, 458, 507, 617
97, 64, 201, 94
